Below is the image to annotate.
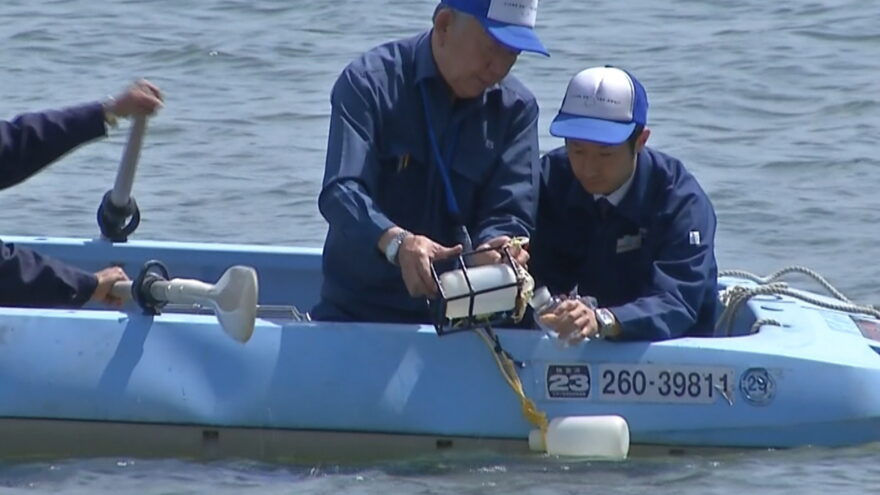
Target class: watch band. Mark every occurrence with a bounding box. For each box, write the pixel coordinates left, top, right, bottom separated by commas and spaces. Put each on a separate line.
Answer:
384, 230, 410, 266
595, 308, 617, 338
102, 96, 119, 128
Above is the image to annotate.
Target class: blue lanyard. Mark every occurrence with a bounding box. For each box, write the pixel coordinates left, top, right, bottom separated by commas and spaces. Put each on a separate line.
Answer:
419, 83, 473, 252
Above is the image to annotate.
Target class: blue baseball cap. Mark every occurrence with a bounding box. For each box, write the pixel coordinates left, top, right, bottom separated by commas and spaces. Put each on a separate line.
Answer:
550, 66, 649, 145
440, 0, 549, 56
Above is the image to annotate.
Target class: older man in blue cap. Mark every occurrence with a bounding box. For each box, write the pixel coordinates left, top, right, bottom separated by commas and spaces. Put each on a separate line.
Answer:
313, 0, 548, 323
530, 66, 719, 342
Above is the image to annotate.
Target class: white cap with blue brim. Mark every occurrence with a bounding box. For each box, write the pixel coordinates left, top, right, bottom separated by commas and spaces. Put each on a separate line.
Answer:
550, 66, 649, 145
441, 0, 549, 56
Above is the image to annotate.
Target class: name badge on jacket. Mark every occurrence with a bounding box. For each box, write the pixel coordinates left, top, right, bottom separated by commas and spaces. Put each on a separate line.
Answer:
616, 232, 643, 254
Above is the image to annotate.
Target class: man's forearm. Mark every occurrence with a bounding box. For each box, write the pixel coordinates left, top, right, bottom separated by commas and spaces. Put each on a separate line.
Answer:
0, 102, 107, 189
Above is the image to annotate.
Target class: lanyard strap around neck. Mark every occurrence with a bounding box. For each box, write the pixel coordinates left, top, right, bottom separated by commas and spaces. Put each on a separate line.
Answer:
419, 82, 473, 252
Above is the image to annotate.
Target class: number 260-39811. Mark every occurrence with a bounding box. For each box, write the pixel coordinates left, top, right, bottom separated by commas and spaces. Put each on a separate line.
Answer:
598, 364, 734, 404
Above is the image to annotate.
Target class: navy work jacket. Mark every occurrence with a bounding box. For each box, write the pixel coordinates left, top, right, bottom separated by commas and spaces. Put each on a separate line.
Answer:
313, 31, 540, 322
530, 146, 719, 340
1, 103, 106, 307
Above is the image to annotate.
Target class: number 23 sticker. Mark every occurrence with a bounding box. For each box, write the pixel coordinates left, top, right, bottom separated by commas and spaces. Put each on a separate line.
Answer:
546, 365, 591, 399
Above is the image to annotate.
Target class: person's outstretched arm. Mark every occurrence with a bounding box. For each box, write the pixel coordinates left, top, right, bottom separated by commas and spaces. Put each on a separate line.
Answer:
0, 102, 107, 189
0, 241, 130, 308
0, 79, 164, 190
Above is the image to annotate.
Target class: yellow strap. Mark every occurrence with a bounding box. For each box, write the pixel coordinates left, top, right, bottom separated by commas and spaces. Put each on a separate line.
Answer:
476, 328, 549, 442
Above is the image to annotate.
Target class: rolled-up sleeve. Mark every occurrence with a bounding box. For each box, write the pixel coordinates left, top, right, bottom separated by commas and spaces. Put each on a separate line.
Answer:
472, 99, 540, 245
317, 69, 395, 250
610, 193, 718, 341
0, 102, 107, 189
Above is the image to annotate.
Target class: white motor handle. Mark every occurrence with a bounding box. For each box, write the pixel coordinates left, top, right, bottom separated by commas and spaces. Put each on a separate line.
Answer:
109, 115, 148, 207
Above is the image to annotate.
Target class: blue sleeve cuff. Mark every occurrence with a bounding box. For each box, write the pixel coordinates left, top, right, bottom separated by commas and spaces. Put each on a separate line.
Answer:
0, 241, 98, 308
608, 303, 675, 341
318, 180, 396, 250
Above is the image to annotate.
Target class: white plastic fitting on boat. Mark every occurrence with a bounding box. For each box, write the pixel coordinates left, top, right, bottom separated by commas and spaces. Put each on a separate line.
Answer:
528, 415, 630, 460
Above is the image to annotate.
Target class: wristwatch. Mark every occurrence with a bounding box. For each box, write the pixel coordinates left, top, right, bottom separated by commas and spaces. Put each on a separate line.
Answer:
101, 96, 119, 128
595, 308, 618, 339
384, 230, 410, 266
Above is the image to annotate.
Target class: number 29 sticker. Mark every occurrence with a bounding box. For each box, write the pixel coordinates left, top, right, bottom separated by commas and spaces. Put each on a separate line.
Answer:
546, 365, 591, 399
739, 367, 776, 406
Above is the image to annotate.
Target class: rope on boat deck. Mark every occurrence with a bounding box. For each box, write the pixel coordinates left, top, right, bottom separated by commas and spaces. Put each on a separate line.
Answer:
720, 266, 853, 303
716, 266, 880, 336
475, 326, 549, 443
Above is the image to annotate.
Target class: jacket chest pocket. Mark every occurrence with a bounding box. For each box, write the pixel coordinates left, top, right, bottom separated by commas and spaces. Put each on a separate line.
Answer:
375, 140, 436, 228
380, 139, 430, 177
446, 121, 497, 221
612, 229, 653, 290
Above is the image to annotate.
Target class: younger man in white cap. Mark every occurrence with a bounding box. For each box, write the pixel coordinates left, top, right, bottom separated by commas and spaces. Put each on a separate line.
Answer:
529, 66, 718, 343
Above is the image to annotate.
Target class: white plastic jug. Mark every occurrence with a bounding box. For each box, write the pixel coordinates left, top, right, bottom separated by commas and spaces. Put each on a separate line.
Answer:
438, 264, 518, 319
528, 415, 630, 459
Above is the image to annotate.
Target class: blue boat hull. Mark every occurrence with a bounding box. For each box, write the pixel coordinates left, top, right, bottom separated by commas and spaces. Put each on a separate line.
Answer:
2, 236, 880, 459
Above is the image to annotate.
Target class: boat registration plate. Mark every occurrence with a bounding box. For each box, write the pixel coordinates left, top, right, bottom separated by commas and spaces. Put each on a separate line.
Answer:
597, 364, 735, 404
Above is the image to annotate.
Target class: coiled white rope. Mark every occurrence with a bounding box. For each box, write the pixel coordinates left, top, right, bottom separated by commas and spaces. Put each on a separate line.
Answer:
717, 267, 880, 336
719, 266, 853, 303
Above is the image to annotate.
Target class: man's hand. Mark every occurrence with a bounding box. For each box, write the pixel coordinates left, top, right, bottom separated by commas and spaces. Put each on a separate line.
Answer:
470, 235, 530, 267
539, 299, 598, 345
397, 235, 462, 297
109, 79, 164, 118
90, 266, 130, 307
